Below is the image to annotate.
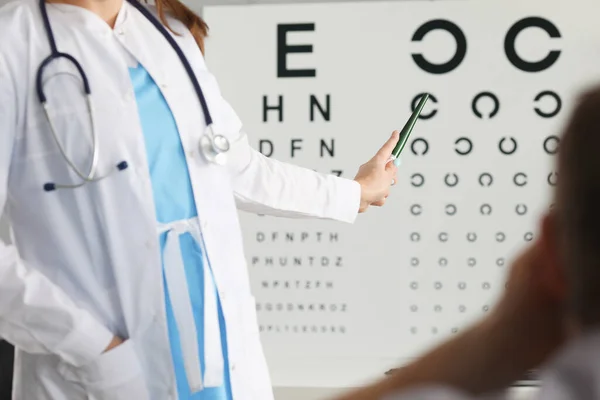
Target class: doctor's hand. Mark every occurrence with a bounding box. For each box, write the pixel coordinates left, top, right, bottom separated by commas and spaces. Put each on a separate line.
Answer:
103, 336, 124, 353
354, 131, 399, 213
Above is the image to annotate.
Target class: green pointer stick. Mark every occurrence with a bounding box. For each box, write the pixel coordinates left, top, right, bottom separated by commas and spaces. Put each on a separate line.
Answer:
390, 93, 430, 166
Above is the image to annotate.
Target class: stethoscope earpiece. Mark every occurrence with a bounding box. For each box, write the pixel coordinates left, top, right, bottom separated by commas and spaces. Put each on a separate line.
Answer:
42, 161, 131, 192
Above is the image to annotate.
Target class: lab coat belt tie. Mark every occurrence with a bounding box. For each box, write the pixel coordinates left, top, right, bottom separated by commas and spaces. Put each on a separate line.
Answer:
158, 218, 224, 393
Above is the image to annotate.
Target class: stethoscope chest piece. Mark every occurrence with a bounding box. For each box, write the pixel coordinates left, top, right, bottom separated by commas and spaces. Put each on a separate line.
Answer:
199, 126, 230, 166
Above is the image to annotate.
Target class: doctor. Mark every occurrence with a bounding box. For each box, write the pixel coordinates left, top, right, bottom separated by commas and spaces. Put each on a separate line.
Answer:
0, 0, 399, 399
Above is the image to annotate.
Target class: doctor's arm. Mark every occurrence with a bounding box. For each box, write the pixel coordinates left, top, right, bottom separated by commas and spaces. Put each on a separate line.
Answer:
225, 114, 399, 222
0, 54, 115, 367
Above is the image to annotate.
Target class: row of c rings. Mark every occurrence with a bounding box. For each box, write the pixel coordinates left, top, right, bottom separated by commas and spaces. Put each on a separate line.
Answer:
409, 305, 490, 314
409, 231, 533, 242
411, 91, 562, 120
409, 281, 493, 291
410, 172, 557, 187
410, 203, 538, 216
410, 257, 508, 268
409, 136, 559, 156
410, 326, 478, 335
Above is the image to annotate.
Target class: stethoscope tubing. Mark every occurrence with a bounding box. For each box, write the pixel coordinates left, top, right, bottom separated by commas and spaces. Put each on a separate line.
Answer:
36, 0, 230, 191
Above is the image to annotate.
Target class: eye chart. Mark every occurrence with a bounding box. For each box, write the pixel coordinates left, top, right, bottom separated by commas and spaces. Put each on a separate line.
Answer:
204, 0, 600, 388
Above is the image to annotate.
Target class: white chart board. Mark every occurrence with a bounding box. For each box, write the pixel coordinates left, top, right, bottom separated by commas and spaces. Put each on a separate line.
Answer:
204, 0, 600, 388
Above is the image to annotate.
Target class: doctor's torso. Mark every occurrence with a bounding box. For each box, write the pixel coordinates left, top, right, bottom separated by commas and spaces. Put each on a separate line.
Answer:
0, 1, 270, 399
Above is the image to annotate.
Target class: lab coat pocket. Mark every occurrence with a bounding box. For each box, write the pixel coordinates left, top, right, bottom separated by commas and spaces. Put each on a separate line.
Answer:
57, 339, 150, 400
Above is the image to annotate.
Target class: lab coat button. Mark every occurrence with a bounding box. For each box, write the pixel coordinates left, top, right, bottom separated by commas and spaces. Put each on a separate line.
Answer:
230, 364, 236, 371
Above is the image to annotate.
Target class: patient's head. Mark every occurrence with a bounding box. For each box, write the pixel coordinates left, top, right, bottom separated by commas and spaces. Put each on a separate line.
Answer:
543, 85, 600, 331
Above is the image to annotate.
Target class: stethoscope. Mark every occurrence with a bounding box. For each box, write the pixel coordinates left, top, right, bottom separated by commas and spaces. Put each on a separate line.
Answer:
37, 0, 230, 192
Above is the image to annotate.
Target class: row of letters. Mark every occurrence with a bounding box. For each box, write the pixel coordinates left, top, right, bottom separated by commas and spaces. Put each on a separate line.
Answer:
250, 256, 343, 267
256, 303, 348, 312
260, 281, 334, 289
259, 325, 347, 334
255, 231, 340, 243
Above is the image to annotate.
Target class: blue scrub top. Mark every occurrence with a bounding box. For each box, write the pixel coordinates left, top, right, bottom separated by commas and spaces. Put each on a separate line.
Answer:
129, 64, 232, 400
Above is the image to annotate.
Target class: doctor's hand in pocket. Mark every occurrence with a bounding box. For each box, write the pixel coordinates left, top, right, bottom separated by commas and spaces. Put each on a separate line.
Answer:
59, 337, 150, 400
103, 336, 124, 352
354, 131, 399, 213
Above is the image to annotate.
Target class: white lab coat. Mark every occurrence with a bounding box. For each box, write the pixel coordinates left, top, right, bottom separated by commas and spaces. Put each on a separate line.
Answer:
0, 1, 361, 399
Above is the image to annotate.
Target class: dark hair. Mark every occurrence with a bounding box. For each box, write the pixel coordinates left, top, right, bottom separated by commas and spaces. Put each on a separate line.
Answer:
153, 0, 208, 53
556, 85, 600, 326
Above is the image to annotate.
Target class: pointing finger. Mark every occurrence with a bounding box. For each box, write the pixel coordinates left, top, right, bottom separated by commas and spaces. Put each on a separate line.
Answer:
375, 131, 400, 163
